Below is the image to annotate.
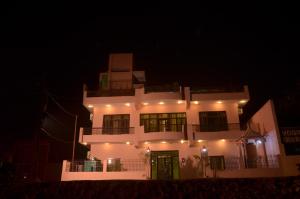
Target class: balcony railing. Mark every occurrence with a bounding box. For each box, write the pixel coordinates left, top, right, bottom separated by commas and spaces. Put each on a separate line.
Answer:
86, 89, 135, 97
224, 155, 280, 170
192, 123, 242, 132
190, 85, 244, 94
144, 124, 186, 133
144, 83, 180, 93
83, 127, 135, 135
66, 159, 145, 172
68, 160, 103, 172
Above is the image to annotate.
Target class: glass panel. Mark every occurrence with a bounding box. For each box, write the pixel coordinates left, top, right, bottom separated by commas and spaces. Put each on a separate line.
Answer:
103, 114, 130, 134
107, 158, 121, 172
172, 156, 180, 179
140, 113, 186, 132
209, 156, 225, 170
199, 111, 228, 132
141, 114, 148, 119
150, 114, 157, 119
151, 154, 157, 179
149, 119, 158, 132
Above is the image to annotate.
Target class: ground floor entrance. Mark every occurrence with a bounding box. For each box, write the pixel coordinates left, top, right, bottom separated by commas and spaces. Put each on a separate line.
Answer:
150, 150, 180, 180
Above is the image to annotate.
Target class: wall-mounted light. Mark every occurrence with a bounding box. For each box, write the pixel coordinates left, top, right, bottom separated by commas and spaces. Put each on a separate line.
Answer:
88, 104, 94, 108
180, 140, 185, 144
126, 141, 130, 145
82, 142, 87, 145
193, 101, 199, 104
143, 102, 149, 106
177, 100, 184, 104
161, 141, 167, 144
197, 140, 203, 143
106, 104, 111, 107
217, 101, 222, 104
158, 101, 165, 105
125, 103, 130, 107
256, 140, 262, 144
239, 100, 247, 104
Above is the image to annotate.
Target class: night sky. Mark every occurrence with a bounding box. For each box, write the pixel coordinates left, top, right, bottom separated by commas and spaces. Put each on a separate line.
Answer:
1, 6, 299, 145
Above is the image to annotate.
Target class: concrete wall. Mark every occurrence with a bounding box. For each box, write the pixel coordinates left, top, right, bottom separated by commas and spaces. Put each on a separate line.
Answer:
250, 100, 281, 156
250, 100, 300, 176
61, 160, 146, 181
90, 142, 239, 164
188, 102, 240, 124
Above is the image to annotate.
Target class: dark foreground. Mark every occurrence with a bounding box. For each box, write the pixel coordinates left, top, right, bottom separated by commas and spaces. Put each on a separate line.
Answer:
1, 177, 300, 199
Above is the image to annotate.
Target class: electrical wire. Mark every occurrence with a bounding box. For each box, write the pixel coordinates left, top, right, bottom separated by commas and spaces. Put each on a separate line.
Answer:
46, 91, 77, 118
40, 127, 73, 144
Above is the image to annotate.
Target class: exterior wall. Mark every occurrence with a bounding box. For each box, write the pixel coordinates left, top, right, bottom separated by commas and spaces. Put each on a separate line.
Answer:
90, 142, 239, 168
188, 102, 239, 124
250, 100, 300, 176
250, 100, 281, 156
72, 84, 264, 180
61, 160, 146, 181
92, 105, 136, 128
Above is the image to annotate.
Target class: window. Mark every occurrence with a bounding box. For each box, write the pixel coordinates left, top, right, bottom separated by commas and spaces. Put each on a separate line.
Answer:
107, 158, 121, 172
209, 156, 225, 170
199, 111, 228, 131
103, 114, 130, 134
140, 113, 186, 133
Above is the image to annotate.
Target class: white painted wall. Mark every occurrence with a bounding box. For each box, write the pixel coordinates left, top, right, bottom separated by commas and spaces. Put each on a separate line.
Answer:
250, 100, 300, 176
90, 141, 239, 164
188, 102, 240, 124
250, 100, 281, 156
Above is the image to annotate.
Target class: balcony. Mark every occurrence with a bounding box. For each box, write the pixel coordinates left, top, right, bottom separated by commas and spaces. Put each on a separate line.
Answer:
191, 123, 244, 140
62, 159, 146, 181
81, 127, 135, 144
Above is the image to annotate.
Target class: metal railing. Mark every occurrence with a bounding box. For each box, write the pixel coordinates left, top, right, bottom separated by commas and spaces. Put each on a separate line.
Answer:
224, 157, 241, 170
190, 86, 244, 94
144, 83, 180, 93
67, 160, 103, 172
86, 88, 135, 97
192, 123, 241, 132
223, 155, 280, 170
83, 127, 135, 135
144, 124, 186, 133
66, 159, 145, 172
120, 159, 145, 171
245, 155, 280, 169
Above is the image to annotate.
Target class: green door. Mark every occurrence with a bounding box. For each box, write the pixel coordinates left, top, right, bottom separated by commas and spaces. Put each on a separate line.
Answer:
151, 151, 179, 180
157, 156, 172, 180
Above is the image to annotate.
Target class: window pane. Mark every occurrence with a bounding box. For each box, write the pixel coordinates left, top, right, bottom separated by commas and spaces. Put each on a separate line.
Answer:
150, 114, 157, 119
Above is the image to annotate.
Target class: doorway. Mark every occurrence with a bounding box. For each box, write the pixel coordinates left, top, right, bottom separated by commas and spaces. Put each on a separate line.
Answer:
151, 151, 179, 180
246, 143, 258, 168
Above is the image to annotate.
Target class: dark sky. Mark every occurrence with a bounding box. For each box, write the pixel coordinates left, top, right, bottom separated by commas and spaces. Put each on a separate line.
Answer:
1, 5, 299, 140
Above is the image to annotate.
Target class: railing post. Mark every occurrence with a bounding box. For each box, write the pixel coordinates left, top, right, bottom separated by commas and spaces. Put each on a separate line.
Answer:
103, 159, 107, 173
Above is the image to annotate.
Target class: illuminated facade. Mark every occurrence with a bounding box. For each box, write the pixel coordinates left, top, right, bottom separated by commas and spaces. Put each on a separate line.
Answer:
61, 53, 294, 181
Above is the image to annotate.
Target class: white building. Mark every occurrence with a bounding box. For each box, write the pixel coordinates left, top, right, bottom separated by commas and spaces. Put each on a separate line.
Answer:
61, 53, 293, 181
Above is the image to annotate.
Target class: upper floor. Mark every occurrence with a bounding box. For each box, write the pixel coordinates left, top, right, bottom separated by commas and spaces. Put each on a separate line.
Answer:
80, 53, 250, 146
